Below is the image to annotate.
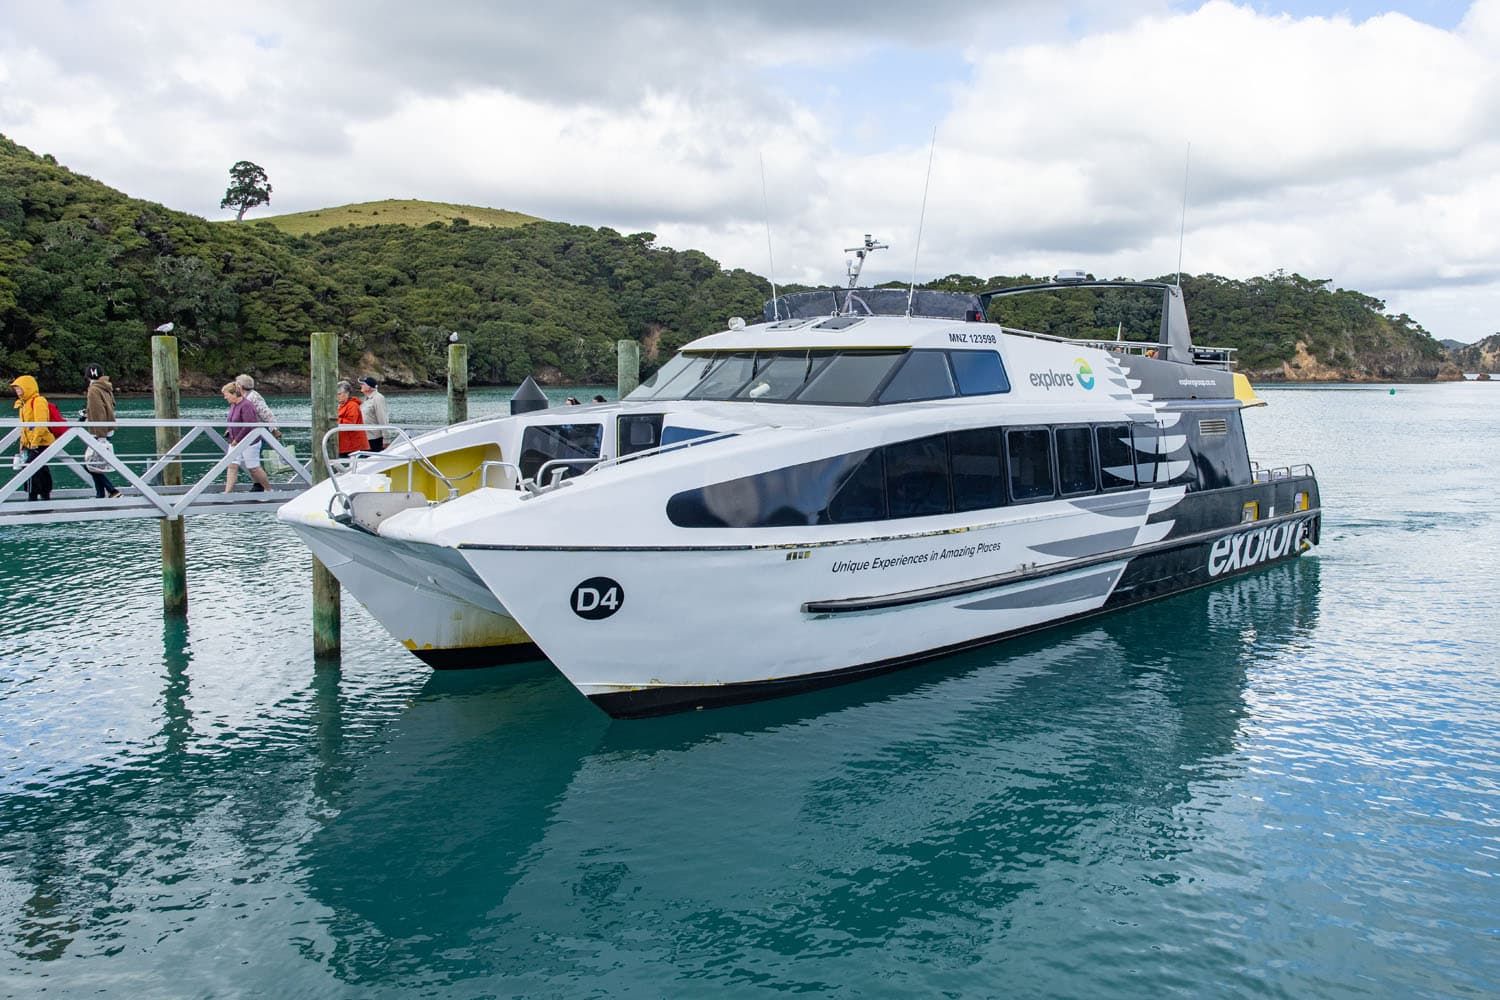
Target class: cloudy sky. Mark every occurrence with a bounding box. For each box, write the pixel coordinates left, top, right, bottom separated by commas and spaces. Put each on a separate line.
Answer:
1, 0, 1496, 342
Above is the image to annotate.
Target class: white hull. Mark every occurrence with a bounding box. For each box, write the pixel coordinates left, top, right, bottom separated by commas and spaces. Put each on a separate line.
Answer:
459, 487, 1189, 712
286, 516, 539, 669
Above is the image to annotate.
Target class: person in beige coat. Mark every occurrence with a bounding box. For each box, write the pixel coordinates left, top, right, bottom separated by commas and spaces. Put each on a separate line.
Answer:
84, 363, 121, 498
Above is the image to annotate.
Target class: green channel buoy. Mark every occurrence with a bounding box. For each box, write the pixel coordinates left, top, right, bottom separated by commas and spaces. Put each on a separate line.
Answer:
1389, 387, 1397, 395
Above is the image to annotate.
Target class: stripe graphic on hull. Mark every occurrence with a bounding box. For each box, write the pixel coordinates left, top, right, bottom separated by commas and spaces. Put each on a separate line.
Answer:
1029, 528, 1140, 559
956, 566, 1123, 611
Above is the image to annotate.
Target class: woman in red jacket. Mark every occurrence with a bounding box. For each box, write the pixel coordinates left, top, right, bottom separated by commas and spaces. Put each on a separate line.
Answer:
336, 381, 369, 458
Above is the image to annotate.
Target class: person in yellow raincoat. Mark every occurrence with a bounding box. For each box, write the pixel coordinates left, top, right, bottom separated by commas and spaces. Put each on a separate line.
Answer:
10, 375, 55, 501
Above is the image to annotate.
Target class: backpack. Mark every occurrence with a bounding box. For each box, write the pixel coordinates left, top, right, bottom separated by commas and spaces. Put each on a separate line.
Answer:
46, 400, 67, 439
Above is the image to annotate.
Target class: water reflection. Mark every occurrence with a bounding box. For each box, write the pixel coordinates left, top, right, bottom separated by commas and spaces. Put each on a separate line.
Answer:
294, 559, 1322, 990
159, 617, 194, 757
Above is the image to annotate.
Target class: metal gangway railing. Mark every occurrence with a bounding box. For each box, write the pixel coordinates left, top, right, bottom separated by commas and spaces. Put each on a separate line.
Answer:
2, 417, 315, 525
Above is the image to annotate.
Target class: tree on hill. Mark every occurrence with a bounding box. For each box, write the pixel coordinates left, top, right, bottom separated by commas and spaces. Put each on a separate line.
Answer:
220, 161, 271, 221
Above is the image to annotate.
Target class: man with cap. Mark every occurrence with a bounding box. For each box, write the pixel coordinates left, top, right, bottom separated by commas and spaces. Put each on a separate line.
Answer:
358, 376, 390, 452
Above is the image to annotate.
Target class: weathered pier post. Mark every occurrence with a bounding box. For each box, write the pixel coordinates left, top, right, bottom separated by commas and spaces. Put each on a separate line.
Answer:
448, 340, 469, 425
310, 331, 340, 659
152, 334, 187, 616
617, 340, 640, 398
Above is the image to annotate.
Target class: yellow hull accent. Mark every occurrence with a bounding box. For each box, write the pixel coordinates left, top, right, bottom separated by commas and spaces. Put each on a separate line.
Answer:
1233, 373, 1266, 408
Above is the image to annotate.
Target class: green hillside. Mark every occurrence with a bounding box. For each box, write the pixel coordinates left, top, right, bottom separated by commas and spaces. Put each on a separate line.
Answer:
254, 199, 539, 236
0, 134, 768, 390
0, 133, 1453, 391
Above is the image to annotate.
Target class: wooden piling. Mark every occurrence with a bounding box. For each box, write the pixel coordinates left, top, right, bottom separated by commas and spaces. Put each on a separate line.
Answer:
310, 331, 341, 659
152, 335, 187, 616
617, 340, 640, 398
447, 341, 469, 424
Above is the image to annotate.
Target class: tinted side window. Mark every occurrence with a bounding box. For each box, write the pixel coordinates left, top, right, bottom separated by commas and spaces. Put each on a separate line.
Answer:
1055, 426, 1096, 496
520, 424, 602, 481
666, 451, 868, 528
1095, 424, 1136, 489
795, 352, 904, 404
885, 435, 951, 518
949, 427, 1006, 512
825, 450, 886, 523
879, 351, 956, 404
1007, 428, 1054, 501
949, 351, 1011, 395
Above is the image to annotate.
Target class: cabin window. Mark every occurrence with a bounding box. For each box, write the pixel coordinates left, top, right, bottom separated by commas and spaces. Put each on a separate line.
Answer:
660, 426, 722, 447
878, 351, 957, 404
628, 354, 712, 400
794, 351, 906, 404
734, 351, 832, 401
1055, 426, 1097, 496
825, 450, 887, 523
948, 427, 1006, 512
617, 414, 663, 456
949, 351, 1011, 395
626, 354, 695, 400
686, 352, 757, 399
519, 423, 602, 481
1007, 428, 1054, 501
665, 451, 869, 527
1131, 422, 1196, 489
885, 434, 952, 517
1095, 424, 1137, 490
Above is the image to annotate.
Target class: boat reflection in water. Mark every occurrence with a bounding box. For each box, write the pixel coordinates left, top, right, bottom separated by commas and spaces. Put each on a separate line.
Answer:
298, 557, 1321, 990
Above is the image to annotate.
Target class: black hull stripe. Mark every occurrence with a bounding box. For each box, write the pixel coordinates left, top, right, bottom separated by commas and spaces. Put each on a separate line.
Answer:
413, 642, 548, 670
589, 547, 1312, 719
803, 508, 1319, 614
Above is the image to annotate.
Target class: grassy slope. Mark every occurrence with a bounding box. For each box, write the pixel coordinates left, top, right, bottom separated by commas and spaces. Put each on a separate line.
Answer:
249, 199, 540, 236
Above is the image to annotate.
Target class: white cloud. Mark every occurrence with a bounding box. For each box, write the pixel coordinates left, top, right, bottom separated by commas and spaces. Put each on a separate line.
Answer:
0, 0, 1496, 339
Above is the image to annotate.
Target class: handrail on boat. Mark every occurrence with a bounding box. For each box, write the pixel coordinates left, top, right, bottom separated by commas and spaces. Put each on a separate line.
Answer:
320, 424, 463, 518
1250, 462, 1315, 483
997, 328, 1238, 369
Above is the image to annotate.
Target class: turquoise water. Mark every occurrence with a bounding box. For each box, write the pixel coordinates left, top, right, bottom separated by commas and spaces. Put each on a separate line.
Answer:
1, 384, 1497, 998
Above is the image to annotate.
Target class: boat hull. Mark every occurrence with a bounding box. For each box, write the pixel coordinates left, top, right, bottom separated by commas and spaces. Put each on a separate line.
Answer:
286, 521, 542, 669
463, 479, 1320, 717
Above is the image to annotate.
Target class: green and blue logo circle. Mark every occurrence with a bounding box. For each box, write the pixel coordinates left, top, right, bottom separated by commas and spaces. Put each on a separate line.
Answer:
1074, 358, 1096, 390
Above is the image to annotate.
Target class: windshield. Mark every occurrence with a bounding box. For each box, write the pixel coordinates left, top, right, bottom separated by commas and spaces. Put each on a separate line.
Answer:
624, 348, 1010, 406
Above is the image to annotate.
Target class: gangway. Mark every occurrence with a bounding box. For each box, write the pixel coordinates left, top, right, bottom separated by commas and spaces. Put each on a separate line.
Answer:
5, 418, 332, 526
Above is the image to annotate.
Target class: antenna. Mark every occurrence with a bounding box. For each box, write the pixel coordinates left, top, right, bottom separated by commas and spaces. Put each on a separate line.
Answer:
1176, 141, 1191, 289
907, 126, 938, 317
842, 234, 889, 312
760, 154, 779, 321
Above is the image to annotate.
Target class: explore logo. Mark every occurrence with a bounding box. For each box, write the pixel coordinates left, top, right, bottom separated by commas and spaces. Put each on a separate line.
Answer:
1028, 359, 1097, 391
1207, 517, 1312, 577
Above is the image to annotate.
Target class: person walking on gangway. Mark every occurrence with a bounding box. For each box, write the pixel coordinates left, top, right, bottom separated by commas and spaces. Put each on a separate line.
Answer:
10, 375, 55, 501
221, 381, 271, 493
83, 364, 122, 499
358, 376, 389, 452
236, 374, 281, 443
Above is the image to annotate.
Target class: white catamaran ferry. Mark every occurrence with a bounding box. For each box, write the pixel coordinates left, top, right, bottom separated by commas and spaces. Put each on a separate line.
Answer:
279, 251, 1321, 717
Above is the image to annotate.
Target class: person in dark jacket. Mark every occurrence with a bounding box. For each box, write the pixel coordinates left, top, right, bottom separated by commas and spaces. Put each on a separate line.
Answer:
84, 364, 122, 498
